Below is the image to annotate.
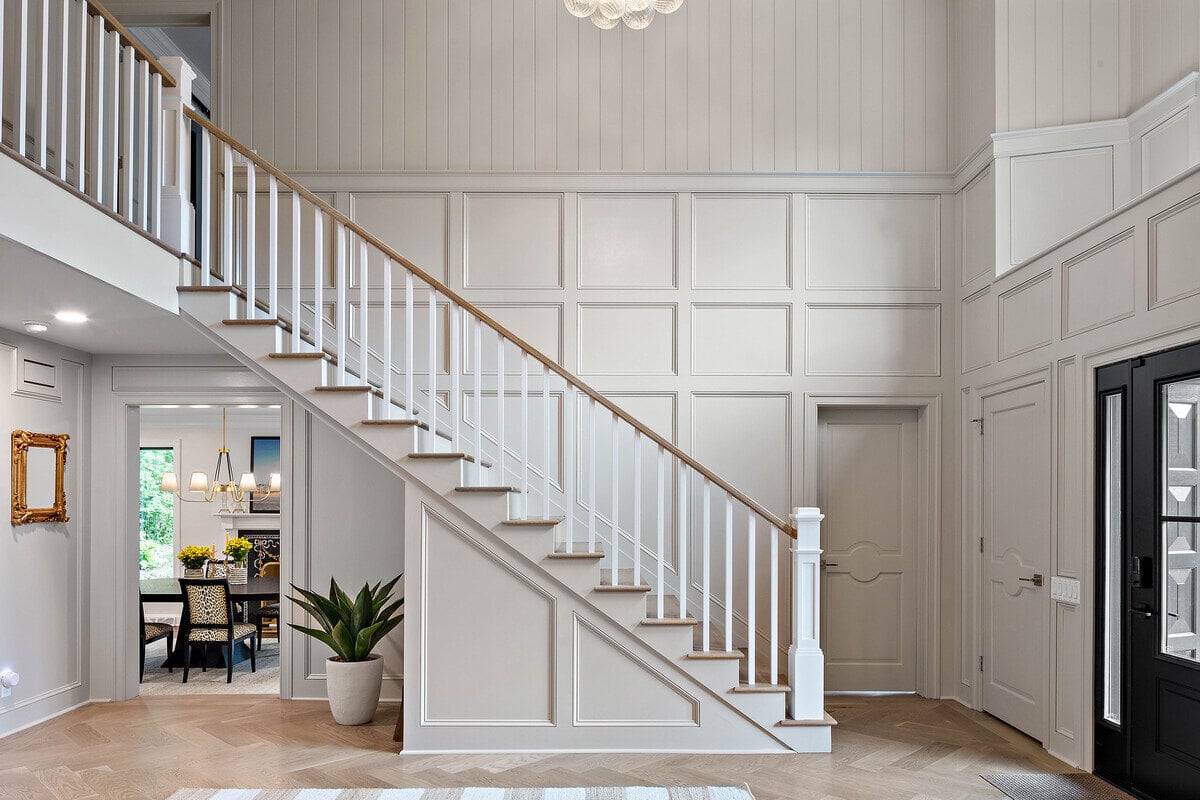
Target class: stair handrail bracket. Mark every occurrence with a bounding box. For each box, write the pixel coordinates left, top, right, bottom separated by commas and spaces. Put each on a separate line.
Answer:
788, 506, 825, 722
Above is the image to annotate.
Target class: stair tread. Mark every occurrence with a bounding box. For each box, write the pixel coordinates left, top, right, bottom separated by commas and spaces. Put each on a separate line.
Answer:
641, 616, 700, 626
501, 518, 564, 527
314, 384, 372, 393
223, 317, 282, 326
455, 485, 517, 493
686, 649, 746, 660
178, 285, 235, 293
549, 545, 604, 559
594, 583, 652, 593
410, 452, 479, 463
360, 418, 423, 428
777, 713, 838, 727
733, 679, 790, 693
269, 352, 326, 360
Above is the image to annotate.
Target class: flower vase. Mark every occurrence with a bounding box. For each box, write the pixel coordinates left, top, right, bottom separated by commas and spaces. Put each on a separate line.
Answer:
228, 564, 249, 584
183, 567, 204, 579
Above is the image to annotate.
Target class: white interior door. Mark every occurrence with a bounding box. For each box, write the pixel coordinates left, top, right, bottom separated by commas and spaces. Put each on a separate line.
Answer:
980, 381, 1051, 741
817, 407, 920, 692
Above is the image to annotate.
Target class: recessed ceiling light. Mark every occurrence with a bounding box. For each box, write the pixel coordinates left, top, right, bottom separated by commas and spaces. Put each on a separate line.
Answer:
54, 311, 88, 323
23, 320, 49, 334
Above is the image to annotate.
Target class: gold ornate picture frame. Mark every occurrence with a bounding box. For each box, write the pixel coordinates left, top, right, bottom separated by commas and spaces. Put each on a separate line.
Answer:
11, 430, 70, 525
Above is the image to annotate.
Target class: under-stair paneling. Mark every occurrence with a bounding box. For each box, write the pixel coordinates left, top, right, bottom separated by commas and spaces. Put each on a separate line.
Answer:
216, 0, 955, 173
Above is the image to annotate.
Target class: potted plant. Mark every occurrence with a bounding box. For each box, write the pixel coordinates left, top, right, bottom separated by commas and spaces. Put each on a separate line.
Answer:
223, 537, 254, 584
288, 575, 403, 725
177, 545, 214, 578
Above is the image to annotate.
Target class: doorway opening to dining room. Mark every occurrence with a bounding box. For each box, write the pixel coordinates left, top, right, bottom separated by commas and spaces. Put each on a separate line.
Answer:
136, 404, 284, 697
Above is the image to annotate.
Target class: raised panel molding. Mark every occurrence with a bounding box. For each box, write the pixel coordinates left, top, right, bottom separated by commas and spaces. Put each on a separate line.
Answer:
350, 192, 451, 283
1061, 228, 1136, 338
1054, 602, 1081, 740
1141, 109, 1192, 193
997, 270, 1054, 360
463, 193, 563, 289
692, 195, 791, 289
11, 348, 61, 401
572, 615, 699, 727
805, 304, 941, 377
961, 288, 994, 374
961, 165, 995, 285
578, 194, 677, 289
691, 393, 791, 513
577, 304, 677, 376
470, 303, 565, 370
420, 506, 556, 726
604, 393, 678, 444
1009, 147, 1115, 265
1149, 192, 1200, 309
691, 304, 791, 376
805, 194, 940, 290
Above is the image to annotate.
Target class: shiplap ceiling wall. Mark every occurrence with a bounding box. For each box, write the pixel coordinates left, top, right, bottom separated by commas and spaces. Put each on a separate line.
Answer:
218, 0, 955, 173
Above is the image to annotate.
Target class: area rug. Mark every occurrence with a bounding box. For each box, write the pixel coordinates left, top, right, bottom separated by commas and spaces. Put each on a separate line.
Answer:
169, 789, 754, 800
981, 773, 1134, 800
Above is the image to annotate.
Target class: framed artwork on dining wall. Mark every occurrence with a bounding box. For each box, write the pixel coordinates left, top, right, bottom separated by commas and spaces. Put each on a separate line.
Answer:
249, 436, 281, 513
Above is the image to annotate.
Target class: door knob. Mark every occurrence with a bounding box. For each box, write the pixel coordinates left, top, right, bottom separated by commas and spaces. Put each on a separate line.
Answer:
820, 560, 838, 568
1018, 573, 1044, 587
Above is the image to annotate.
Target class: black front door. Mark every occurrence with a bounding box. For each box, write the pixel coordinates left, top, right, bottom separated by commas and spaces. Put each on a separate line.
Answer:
1096, 342, 1200, 799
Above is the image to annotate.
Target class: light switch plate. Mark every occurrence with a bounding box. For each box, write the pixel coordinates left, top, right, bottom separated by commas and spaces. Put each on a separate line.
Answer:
1051, 576, 1081, 605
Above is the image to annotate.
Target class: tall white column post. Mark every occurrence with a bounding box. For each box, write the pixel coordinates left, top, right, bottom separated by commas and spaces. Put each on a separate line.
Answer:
158, 56, 195, 257
788, 506, 825, 720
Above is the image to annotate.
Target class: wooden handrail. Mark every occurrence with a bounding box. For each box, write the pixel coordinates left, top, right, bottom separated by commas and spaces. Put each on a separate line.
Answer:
182, 106, 796, 538
85, 0, 177, 88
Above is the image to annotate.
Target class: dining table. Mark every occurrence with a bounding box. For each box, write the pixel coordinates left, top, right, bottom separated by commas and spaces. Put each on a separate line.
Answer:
139, 577, 281, 668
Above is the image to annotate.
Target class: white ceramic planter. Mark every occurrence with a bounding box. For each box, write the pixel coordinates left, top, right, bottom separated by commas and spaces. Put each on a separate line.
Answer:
326, 654, 385, 725
182, 568, 204, 579
228, 565, 248, 584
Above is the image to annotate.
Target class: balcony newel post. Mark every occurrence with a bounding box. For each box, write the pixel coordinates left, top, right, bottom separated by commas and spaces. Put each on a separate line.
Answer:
158, 56, 195, 258
788, 506, 825, 721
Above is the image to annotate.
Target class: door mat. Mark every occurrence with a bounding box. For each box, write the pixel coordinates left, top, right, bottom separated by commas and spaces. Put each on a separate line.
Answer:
981, 773, 1135, 800
169, 789, 756, 800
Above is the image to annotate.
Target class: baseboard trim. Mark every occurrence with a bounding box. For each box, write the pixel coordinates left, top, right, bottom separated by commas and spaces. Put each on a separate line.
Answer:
0, 699, 93, 740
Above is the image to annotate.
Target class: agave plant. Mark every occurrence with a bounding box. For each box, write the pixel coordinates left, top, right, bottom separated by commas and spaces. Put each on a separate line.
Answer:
288, 575, 404, 662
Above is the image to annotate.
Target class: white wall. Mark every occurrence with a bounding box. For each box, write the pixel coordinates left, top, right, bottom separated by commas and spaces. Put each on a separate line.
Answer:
212, 0, 955, 173
1129, 0, 1200, 113
0, 330, 90, 738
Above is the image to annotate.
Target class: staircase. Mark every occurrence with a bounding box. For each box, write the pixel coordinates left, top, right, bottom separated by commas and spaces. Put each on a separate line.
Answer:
0, 0, 832, 752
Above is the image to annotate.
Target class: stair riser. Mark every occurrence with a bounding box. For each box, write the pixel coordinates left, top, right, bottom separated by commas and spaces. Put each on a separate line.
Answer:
771, 725, 832, 754
407, 459, 468, 495
451, 491, 513, 527
491, 528, 556, 561
679, 658, 741, 688
725, 690, 787, 722
214, 323, 283, 357
303, 390, 374, 426
181, 290, 239, 322
261, 357, 327, 392
588, 592, 650, 628
540, 558, 603, 596
634, 624, 697, 658
355, 426, 421, 462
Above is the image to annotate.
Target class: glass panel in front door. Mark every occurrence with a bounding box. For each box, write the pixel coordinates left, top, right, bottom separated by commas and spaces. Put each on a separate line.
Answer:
1103, 393, 1123, 723
1162, 379, 1200, 664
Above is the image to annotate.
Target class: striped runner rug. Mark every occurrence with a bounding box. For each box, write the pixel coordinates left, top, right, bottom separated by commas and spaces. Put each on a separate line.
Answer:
169, 789, 754, 800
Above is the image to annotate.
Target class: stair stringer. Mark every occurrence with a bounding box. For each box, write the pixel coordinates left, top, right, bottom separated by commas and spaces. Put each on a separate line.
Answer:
177, 291, 832, 752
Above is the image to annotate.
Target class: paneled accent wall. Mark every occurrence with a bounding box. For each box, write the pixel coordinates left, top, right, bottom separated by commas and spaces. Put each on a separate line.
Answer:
215, 0, 954, 173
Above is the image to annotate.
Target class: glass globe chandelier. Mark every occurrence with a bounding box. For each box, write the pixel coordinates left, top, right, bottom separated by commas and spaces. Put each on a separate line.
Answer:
563, 0, 686, 30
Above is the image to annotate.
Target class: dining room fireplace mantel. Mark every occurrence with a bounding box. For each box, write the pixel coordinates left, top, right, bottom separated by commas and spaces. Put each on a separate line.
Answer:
215, 512, 281, 578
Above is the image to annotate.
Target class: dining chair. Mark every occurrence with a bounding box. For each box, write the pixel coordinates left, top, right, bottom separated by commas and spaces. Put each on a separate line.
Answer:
178, 578, 257, 683
255, 561, 281, 650
139, 596, 173, 683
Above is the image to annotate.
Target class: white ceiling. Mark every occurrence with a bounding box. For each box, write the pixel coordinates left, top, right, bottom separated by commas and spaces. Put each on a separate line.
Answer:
0, 236, 221, 356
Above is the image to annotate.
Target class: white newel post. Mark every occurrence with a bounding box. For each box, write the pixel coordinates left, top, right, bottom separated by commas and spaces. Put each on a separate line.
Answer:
158, 57, 195, 257
788, 506, 825, 720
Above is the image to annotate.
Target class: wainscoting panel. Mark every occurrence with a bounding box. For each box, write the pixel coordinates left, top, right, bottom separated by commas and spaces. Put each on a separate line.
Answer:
577, 304, 678, 376
578, 194, 676, 289
961, 165, 995, 285
692, 195, 790, 288
691, 304, 791, 376
1141, 109, 1192, 192
691, 393, 791, 514
998, 271, 1054, 360
1061, 229, 1136, 338
470, 303, 565, 371
805, 194, 940, 290
350, 193, 450, 283
805, 304, 941, 377
464, 194, 563, 289
1009, 147, 1114, 265
1149, 192, 1200, 308
961, 289, 994, 373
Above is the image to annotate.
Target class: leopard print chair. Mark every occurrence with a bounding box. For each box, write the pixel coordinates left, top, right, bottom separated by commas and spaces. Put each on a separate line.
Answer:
178, 579, 257, 683
139, 597, 173, 683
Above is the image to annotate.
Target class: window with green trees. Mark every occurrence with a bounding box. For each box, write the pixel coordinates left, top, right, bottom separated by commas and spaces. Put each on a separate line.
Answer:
139, 447, 176, 579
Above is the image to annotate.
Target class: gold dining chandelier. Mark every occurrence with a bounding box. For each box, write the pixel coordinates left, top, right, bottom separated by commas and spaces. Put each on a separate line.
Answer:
159, 408, 281, 514
564, 0, 685, 31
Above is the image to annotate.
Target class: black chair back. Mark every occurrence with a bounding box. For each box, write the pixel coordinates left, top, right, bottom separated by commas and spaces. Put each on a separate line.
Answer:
178, 578, 235, 641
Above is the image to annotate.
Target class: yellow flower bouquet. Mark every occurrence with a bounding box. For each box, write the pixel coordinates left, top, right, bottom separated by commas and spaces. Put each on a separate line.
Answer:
224, 537, 254, 566
177, 545, 214, 570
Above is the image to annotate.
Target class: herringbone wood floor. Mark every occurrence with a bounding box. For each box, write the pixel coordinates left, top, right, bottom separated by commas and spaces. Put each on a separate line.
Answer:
0, 695, 1073, 800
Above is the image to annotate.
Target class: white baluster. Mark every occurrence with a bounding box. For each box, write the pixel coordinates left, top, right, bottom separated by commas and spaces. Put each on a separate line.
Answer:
312, 207, 323, 351
105, 30, 118, 210
770, 524, 779, 685
543, 365, 552, 520
199, 128, 211, 283
564, 388, 575, 551
473, 316, 484, 483
15, 0, 28, 158
0, 0, 6, 153
38, 0, 48, 168
678, 462, 688, 620
610, 412, 619, 587
587, 397, 597, 553
496, 335, 506, 482
74, 0, 87, 192
633, 430, 642, 584
334, 222, 346, 386
267, 175, 278, 318
358, 238, 368, 383
724, 495, 733, 652
87, 17, 103, 200
702, 477, 711, 652
291, 193, 301, 350
520, 354, 530, 519
245, 163, 256, 317
747, 513, 756, 686
137, 60, 148, 228
381, 258, 392, 418
57, 0, 68, 180
404, 272, 414, 417
150, 73, 162, 233
427, 285, 437, 448
119, 45, 133, 218
656, 448, 665, 619
222, 143, 233, 285
450, 304, 461, 451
